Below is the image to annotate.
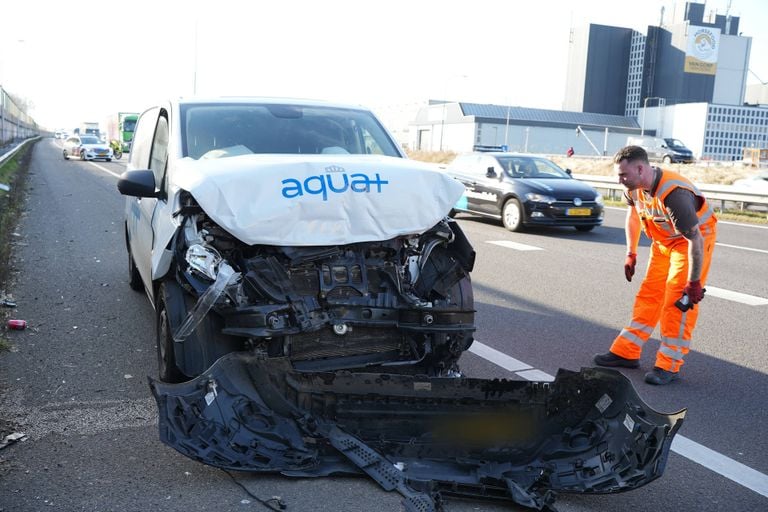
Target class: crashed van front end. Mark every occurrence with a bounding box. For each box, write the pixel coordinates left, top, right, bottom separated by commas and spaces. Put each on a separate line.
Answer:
154, 156, 477, 380
152, 354, 685, 512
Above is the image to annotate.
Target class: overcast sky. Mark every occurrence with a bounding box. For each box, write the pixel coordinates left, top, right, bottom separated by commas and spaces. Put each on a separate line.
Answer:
1, 0, 765, 130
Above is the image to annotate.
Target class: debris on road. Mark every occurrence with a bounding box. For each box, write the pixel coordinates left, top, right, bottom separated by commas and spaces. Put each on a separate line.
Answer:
0, 432, 27, 450
6, 319, 26, 330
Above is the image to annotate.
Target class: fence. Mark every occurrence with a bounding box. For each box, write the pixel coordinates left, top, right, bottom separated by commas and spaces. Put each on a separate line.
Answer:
1, 86, 38, 145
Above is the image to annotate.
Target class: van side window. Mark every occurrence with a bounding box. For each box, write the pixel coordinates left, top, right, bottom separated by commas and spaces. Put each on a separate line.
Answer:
129, 107, 160, 169
150, 114, 170, 191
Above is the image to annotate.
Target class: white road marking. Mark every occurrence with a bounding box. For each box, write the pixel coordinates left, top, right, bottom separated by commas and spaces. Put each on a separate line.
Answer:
88, 161, 123, 179
717, 220, 768, 230
486, 240, 543, 251
515, 369, 555, 381
468, 342, 532, 372
716, 242, 768, 254
671, 435, 768, 499
470, 339, 768, 498
706, 286, 768, 306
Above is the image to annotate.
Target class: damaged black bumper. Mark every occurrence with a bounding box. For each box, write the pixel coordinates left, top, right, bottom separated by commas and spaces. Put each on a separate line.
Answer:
151, 353, 685, 511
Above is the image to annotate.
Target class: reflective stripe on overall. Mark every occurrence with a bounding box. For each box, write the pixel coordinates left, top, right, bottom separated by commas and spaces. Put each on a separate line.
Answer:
610, 171, 717, 373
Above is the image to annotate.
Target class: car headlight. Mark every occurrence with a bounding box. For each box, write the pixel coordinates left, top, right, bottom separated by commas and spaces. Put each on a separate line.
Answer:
595, 193, 604, 205
525, 193, 556, 203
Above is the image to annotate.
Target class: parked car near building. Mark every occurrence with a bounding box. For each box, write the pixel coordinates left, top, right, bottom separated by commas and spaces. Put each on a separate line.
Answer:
62, 134, 113, 161
445, 152, 604, 232
626, 136, 694, 163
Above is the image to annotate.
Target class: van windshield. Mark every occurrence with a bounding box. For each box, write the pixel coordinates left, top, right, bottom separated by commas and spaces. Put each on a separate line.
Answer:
664, 138, 686, 149
180, 103, 402, 160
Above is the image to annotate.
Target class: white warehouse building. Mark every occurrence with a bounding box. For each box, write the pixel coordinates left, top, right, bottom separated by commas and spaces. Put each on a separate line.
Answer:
409, 101, 644, 157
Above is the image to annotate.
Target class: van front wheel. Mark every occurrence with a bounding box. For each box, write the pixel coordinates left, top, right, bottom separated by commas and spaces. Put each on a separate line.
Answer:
663, 155, 673, 164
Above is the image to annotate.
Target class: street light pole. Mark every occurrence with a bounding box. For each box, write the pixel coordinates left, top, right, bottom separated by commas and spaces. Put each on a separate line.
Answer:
640, 97, 664, 136
504, 104, 510, 148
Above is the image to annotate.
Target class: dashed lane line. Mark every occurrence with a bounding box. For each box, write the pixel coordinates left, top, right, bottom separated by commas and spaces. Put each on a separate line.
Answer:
468, 342, 532, 372
89, 161, 124, 179
470, 339, 768, 499
705, 286, 768, 306
486, 240, 766, 307
715, 242, 768, 254
486, 240, 543, 251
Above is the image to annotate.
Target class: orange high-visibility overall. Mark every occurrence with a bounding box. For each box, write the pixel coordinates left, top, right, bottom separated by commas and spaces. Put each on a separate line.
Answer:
610, 170, 717, 373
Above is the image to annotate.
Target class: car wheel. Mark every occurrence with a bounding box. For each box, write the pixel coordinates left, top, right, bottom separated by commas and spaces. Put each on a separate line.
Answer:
63, 150, 69, 160
663, 155, 673, 164
106, 158, 112, 162
502, 198, 524, 232
575, 225, 595, 232
80, 150, 87, 160
156, 282, 186, 383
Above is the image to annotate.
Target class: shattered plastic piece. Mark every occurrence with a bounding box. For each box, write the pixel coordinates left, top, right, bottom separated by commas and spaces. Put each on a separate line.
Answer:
0, 183, 9, 192
173, 262, 238, 342
1, 298, 17, 308
0, 432, 27, 449
151, 353, 686, 511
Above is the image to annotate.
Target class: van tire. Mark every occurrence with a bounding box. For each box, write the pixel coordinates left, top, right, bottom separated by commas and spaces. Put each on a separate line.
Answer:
663, 155, 673, 164
156, 281, 187, 383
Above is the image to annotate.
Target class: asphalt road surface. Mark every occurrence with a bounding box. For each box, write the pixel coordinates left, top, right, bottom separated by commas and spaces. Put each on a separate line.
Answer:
1, 139, 766, 511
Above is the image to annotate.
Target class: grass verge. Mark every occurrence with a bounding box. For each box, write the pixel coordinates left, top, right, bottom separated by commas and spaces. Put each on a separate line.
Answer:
1, 141, 35, 339
0, 142, 34, 285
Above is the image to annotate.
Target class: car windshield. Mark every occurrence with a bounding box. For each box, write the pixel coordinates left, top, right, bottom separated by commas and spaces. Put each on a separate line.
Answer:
664, 138, 686, 148
180, 103, 402, 160
80, 136, 100, 144
497, 156, 571, 179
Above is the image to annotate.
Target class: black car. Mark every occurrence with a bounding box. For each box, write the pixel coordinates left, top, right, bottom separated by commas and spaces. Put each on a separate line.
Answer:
445, 152, 604, 232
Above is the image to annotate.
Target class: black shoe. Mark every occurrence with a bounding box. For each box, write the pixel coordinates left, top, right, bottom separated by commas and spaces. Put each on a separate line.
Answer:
644, 367, 680, 385
593, 352, 640, 368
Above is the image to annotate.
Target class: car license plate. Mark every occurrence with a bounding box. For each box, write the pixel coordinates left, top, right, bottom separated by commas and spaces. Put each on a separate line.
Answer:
566, 208, 591, 216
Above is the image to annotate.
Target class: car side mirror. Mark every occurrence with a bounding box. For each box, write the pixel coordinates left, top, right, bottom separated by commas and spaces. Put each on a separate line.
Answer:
117, 169, 159, 198
565, 168, 572, 175
486, 167, 497, 178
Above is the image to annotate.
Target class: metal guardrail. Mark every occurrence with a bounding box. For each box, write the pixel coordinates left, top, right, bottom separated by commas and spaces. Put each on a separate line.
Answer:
573, 173, 768, 210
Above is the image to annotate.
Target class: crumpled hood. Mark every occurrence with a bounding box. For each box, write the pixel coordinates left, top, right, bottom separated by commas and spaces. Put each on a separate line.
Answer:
172, 154, 464, 246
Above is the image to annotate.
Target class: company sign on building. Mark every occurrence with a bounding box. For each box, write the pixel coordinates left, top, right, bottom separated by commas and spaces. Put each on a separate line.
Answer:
684, 26, 720, 75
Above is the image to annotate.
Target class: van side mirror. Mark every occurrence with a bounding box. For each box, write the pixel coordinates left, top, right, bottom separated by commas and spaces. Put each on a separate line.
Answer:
117, 170, 160, 198
486, 167, 497, 178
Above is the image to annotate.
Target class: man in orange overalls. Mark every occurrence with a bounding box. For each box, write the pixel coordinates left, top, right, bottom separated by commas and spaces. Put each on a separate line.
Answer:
594, 145, 717, 385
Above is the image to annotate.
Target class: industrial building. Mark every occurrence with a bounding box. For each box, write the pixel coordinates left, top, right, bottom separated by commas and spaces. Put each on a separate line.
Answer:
409, 101, 642, 156
409, 1, 766, 161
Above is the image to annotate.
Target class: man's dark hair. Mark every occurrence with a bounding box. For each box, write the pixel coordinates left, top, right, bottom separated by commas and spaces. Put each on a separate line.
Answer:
614, 145, 649, 165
